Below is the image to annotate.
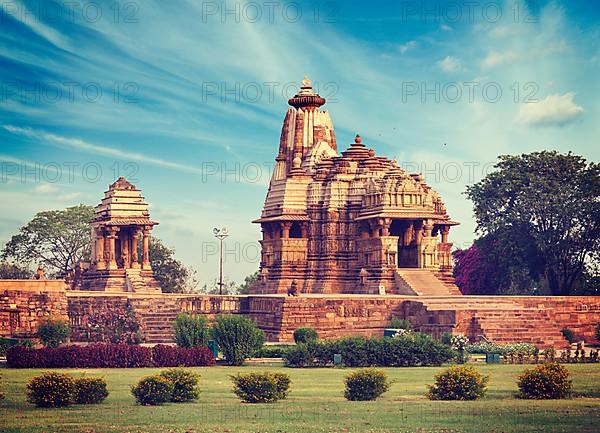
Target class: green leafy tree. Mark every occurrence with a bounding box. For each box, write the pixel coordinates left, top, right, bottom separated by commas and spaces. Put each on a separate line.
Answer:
238, 270, 259, 294
466, 151, 600, 295
147, 238, 198, 293
1, 204, 93, 276
0, 261, 33, 279
200, 277, 238, 295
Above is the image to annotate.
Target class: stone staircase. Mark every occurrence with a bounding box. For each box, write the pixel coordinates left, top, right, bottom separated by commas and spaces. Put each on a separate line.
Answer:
129, 297, 180, 344
395, 268, 462, 296
469, 309, 569, 348
405, 297, 570, 348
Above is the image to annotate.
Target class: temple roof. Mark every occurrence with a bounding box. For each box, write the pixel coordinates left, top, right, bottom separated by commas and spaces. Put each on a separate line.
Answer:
92, 177, 158, 226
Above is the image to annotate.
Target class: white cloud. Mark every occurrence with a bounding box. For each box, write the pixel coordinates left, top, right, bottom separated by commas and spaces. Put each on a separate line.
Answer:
438, 56, 462, 73
481, 50, 517, 69
398, 40, 417, 54
33, 184, 59, 194
440, 24, 452, 31
516, 92, 584, 127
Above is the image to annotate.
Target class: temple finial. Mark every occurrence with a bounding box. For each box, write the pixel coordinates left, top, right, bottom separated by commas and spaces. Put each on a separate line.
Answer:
302, 75, 312, 88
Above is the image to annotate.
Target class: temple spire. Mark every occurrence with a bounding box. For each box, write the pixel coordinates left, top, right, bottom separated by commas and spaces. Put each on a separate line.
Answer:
288, 76, 326, 110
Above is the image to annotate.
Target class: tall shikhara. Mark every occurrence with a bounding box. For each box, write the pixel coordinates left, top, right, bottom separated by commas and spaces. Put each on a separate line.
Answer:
253, 77, 461, 295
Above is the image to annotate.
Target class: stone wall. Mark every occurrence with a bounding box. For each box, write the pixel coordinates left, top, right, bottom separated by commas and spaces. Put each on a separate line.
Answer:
1, 281, 598, 348
0, 280, 68, 339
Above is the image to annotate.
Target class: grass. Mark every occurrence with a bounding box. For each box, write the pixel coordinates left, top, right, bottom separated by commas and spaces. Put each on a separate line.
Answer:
0, 363, 599, 433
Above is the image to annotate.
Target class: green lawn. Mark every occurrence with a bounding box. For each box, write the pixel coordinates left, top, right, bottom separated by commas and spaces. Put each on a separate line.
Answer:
1, 363, 599, 433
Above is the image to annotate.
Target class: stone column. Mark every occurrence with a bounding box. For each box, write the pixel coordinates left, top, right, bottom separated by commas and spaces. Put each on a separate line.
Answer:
380, 218, 391, 236
121, 230, 130, 268
423, 223, 433, 238
441, 226, 450, 243
414, 220, 424, 245
131, 229, 140, 268
300, 222, 308, 238
142, 228, 151, 270
95, 228, 105, 270
281, 222, 292, 239
107, 227, 118, 270
403, 221, 414, 246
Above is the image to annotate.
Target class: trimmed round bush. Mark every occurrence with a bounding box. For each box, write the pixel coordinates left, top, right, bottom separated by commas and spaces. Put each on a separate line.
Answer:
73, 377, 109, 405
231, 372, 291, 403
37, 317, 70, 348
26, 372, 74, 407
427, 366, 488, 401
344, 368, 390, 401
212, 315, 265, 366
293, 327, 318, 344
159, 368, 200, 402
517, 362, 572, 399
131, 375, 174, 406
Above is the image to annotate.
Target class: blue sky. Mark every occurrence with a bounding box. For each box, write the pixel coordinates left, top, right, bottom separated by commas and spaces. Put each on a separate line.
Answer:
0, 0, 598, 286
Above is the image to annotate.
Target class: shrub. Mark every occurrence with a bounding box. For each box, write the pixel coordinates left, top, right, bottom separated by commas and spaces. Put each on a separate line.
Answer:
0, 338, 33, 356
152, 344, 215, 367
231, 372, 291, 403
390, 318, 412, 330
6, 343, 215, 369
254, 345, 290, 358
427, 366, 489, 401
0, 372, 4, 400
26, 372, 74, 407
293, 327, 318, 344
84, 303, 144, 344
561, 328, 576, 344
344, 368, 390, 401
159, 368, 200, 402
131, 375, 174, 405
517, 363, 572, 399
284, 334, 453, 368
212, 315, 265, 365
173, 314, 211, 348
440, 332, 453, 346
37, 317, 70, 348
73, 377, 109, 405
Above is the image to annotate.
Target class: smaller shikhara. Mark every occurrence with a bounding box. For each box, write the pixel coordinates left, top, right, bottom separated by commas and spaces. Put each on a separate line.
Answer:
252, 78, 459, 295
72, 176, 161, 292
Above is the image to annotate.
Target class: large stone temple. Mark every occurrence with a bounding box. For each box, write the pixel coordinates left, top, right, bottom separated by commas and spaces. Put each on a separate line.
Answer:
1, 78, 598, 348
253, 78, 460, 296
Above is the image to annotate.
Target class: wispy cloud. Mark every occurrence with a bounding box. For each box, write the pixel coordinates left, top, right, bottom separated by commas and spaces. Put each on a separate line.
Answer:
3, 125, 204, 174
438, 56, 462, 73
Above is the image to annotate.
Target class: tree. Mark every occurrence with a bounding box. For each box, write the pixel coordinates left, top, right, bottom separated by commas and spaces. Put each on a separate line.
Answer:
465, 151, 600, 295
1, 204, 93, 277
0, 261, 33, 279
200, 277, 238, 295
238, 270, 259, 294
147, 237, 198, 293
453, 228, 546, 295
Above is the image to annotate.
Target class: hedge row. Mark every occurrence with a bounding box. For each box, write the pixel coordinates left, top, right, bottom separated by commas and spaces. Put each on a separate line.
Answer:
284, 334, 454, 367
7, 344, 215, 368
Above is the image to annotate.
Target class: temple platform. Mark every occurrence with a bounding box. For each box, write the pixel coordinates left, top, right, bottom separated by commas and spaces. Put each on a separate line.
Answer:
2, 280, 598, 349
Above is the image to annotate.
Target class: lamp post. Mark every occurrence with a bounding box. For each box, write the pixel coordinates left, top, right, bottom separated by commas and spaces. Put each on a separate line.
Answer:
213, 227, 229, 295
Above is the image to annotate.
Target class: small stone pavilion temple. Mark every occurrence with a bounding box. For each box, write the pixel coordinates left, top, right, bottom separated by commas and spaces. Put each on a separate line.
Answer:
252, 78, 460, 296
75, 177, 160, 292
